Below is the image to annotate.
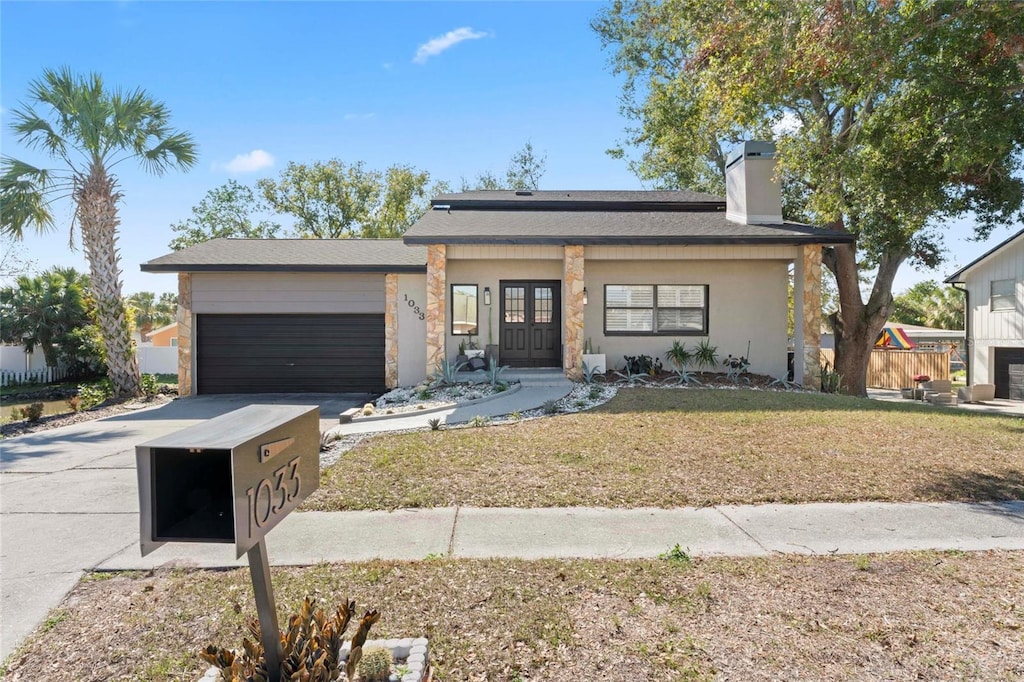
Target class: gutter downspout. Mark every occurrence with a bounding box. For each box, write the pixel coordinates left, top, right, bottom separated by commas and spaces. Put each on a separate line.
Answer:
951, 281, 970, 386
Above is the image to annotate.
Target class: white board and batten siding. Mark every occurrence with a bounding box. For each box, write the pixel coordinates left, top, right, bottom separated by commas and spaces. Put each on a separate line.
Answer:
190, 272, 386, 314
963, 236, 1024, 383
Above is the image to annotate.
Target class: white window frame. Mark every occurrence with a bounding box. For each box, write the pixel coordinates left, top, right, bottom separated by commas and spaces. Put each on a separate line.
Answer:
604, 284, 709, 335
990, 279, 1016, 312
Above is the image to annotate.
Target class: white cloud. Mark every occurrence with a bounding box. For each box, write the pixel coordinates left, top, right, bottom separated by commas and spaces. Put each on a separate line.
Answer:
218, 149, 275, 174
414, 27, 488, 64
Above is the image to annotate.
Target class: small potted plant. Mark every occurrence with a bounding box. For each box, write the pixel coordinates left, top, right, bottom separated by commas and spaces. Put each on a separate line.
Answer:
465, 334, 485, 360
582, 337, 605, 374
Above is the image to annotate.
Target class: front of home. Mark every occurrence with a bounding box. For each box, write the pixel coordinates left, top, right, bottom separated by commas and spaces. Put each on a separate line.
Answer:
142, 142, 854, 396
945, 228, 1024, 400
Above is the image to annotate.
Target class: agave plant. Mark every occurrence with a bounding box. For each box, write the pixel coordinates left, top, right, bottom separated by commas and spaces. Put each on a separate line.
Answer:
483, 357, 507, 388
201, 596, 379, 682
429, 358, 466, 388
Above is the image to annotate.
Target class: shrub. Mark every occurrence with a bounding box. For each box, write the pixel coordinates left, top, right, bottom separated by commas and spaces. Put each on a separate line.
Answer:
692, 338, 719, 371
77, 379, 113, 409
623, 354, 663, 375
65, 395, 82, 413
18, 402, 45, 422
139, 373, 160, 397
664, 340, 694, 370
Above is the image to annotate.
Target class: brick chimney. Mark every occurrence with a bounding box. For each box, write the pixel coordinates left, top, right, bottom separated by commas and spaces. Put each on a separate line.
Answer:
725, 141, 783, 225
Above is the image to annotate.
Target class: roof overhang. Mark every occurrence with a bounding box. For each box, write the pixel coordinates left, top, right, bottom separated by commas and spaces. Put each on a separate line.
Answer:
140, 263, 427, 274
944, 227, 1024, 283
402, 235, 854, 247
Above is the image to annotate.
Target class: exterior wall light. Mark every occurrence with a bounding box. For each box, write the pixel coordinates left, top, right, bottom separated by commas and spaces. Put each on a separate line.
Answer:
583, 287, 588, 305
483, 287, 491, 306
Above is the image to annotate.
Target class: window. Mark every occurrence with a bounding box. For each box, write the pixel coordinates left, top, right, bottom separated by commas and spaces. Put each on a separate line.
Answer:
605, 284, 708, 335
991, 279, 1016, 312
450, 284, 478, 335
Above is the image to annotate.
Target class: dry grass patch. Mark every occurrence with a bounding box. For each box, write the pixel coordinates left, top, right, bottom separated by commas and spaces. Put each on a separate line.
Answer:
4, 551, 1023, 681
307, 389, 1023, 511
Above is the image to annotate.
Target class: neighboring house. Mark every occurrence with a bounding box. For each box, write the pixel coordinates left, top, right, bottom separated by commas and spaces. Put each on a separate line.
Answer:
141, 142, 853, 397
145, 322, 179, 347
945, 227, 1024, 400
821, 323, 965, 354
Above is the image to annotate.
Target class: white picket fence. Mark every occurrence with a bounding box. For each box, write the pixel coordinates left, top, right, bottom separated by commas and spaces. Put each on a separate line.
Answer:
0, 344, 178, 386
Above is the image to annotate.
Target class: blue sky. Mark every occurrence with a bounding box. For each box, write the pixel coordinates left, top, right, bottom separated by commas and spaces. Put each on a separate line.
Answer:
1, 1, 1018, 298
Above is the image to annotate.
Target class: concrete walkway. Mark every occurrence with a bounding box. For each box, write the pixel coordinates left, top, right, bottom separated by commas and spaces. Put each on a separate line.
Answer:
868, 387, 1024, 417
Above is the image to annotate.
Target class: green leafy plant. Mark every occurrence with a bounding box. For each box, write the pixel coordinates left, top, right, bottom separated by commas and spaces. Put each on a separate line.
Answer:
588, 385, 603, 400
140, 373, 160, 397
201, 596, 379, 682
659, 544, 693, 568
820, 362, 844, 394
416, 387, 433, 400
510, 410, 522, 421
77, 379, 113, 409
623, 354, 663, 375
692, 339, 719, 372
428, 417, 442, 431
429, 358, 466, 388
664, 340, 694, 371
458, 340, 467, 355
356, 646, 393, 682
469, 415, 491, 428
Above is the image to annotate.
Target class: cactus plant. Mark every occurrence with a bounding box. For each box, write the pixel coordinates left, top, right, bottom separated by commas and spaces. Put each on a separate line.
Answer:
356, 646, 393, 681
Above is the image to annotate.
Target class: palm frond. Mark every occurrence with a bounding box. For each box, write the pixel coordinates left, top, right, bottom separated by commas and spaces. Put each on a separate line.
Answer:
1, 157, 58, 238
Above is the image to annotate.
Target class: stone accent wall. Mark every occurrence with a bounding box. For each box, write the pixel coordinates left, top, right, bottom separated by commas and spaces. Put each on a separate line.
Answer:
177, 273, 193, 397
801, 245, 822, 390
425, 245, 447, 376
563, 245, 585, 380
384, 274, 399, 389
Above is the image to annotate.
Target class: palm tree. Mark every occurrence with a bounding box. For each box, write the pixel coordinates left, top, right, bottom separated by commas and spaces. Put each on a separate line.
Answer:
1, 68, 196, 399
0, 267, 90, 367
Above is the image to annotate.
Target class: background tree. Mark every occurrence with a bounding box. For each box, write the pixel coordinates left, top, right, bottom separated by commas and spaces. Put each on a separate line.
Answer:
890, 280, 965, 330
594, 0, 1024, 395
168, 180, 279, 250
461, 142, 548, 191
0, 267, 90, 367
126, 290, 176, 336
0, 235, 37, 286
1, 68, 197, 399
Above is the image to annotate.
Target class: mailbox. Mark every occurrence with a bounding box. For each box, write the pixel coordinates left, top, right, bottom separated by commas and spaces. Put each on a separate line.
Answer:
137, 404, 319, 558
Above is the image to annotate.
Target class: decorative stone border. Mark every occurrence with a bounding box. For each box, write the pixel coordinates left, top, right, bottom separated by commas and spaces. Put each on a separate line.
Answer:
343, 383, 522, 423
199, 636, 429, 682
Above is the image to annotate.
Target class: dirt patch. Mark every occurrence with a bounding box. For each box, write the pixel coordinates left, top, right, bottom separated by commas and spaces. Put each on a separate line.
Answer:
4, 551, 1022, 681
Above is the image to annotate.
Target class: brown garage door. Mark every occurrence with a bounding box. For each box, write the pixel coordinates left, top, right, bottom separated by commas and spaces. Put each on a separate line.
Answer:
993, 347, 1024, 401
196, 314, 385, 394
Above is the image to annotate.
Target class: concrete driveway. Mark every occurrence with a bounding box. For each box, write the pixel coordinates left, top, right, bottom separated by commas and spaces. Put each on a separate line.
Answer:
0, 393, 366, 662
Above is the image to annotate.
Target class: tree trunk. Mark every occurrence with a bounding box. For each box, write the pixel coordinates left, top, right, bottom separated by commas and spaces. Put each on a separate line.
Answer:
824, 241, 908, 397
76, 163, 140, 400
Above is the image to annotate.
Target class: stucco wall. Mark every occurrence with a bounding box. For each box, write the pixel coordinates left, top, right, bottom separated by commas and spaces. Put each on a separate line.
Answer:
584, 259, 790, 378
191, 272, 386, 314
444, 258, 564, 362
397, 274, 428, 386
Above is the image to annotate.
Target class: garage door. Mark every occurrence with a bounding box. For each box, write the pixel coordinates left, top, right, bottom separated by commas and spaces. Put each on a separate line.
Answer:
196, 314, 385, 394
993, 347, 1024, 401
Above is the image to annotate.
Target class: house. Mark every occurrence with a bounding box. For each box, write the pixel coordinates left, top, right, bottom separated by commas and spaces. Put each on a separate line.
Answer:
145, 322, 179, 347
945, 227, 1024, 400
141, 141, 854, 396
821, 322, 966, 362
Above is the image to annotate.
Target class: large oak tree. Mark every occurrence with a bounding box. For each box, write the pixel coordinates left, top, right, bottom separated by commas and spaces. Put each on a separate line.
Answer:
1, 68, 196, 399
595, 0, 1024, 395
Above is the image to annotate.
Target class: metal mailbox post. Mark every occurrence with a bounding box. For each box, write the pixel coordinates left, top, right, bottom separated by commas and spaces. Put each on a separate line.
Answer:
136, 404, 320, 682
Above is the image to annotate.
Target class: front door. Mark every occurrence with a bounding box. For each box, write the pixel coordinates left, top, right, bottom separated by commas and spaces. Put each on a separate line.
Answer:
500, 281, 561, 367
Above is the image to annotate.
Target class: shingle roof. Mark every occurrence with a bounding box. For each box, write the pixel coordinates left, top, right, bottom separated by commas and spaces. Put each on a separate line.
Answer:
403, 207, 853, 246
433, 189, 726, 210
944, 227, 1024, 283
140, 238, 427, 273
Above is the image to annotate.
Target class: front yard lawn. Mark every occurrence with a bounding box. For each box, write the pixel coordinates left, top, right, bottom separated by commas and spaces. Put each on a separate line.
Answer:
5, 551, 1022, 680
307, 388, 1023, 511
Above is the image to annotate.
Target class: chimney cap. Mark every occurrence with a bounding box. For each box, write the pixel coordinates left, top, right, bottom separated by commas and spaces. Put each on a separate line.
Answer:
726, 141, 777, 170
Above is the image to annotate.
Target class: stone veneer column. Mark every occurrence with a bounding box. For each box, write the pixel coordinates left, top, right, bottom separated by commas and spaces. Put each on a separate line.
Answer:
425, 245, 447, 376
801, 245, 822, 391
177, 273, 193, 397
384, 273, 399, 388
563, 245, 585, 380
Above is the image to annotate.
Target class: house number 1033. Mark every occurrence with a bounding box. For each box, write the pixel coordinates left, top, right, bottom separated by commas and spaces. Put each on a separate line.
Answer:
246, 456, 301, 537
403, 293, 426, 320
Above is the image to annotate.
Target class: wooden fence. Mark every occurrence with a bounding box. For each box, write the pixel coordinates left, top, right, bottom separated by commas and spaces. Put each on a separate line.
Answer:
820, 349, 951, 390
